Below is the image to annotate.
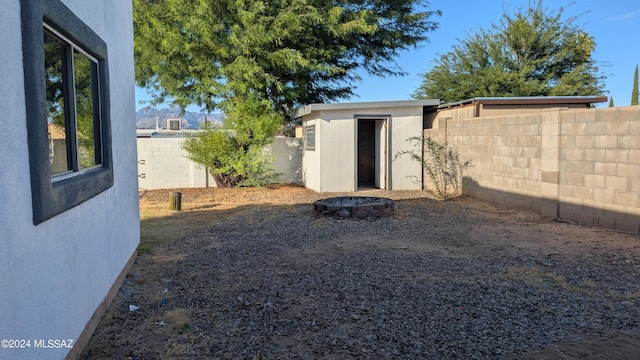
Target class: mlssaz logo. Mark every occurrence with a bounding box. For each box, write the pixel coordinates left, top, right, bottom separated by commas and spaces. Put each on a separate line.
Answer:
33, 339, 74, 348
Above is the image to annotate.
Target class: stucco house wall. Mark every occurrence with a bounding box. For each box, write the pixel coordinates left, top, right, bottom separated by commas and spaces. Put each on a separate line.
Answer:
296, 100, 438, 192
0, 1, 139, 359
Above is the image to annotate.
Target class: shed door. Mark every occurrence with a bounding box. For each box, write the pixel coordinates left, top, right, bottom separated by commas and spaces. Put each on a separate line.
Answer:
358, 120, 375, 186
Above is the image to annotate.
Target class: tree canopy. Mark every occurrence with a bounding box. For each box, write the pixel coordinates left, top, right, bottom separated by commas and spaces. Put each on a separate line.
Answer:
413, 0, 606, 103
134, 0, 440, 117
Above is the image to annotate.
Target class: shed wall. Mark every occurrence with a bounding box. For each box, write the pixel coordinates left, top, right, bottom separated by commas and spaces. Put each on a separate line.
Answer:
301, 105, 423, 192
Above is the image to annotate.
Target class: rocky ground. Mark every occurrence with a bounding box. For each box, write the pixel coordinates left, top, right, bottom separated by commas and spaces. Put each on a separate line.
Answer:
83, 186, 640, 359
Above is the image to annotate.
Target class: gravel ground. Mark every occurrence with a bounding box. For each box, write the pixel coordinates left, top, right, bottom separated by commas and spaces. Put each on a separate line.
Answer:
83, 187, 640, 359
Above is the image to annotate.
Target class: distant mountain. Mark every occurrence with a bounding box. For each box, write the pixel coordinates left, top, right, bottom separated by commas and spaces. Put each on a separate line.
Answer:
136, 106, 224, 129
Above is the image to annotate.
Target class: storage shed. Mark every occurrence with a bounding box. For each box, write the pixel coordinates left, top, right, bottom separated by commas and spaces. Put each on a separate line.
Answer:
294, 100, 439, 192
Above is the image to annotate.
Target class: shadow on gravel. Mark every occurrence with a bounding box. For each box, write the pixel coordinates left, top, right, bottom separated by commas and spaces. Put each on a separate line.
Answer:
84, 190, 640, 359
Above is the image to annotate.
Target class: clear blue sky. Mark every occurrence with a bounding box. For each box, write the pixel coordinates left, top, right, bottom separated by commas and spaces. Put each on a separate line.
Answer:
135, 0, 640, 111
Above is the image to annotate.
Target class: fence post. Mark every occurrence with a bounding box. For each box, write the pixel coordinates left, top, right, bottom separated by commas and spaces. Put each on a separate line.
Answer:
169, 192, 182, 211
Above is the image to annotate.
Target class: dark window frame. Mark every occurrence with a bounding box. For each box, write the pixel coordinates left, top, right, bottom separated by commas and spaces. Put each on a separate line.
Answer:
21, 0, 113, 225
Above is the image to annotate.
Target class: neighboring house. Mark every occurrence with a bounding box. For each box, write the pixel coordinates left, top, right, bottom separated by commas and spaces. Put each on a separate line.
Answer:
1, 1, 139, 359
294, 100, 440, 192
137, 130, 303, 190
425, 96, 608, 128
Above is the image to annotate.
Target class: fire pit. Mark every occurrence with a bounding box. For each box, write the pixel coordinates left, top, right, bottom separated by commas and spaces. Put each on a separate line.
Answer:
313, 196, 394, 219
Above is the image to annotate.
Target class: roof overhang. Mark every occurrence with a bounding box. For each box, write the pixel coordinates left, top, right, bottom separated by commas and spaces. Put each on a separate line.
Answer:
293, 99, 440, 118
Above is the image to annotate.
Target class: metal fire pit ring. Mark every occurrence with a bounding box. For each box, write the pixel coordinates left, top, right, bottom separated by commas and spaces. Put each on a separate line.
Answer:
312, 196, 394, 219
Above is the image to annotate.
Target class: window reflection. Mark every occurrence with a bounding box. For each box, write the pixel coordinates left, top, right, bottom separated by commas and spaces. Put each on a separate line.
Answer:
44, 28, 102, 176
44, 32, 69, 174
73, 49, 99, 169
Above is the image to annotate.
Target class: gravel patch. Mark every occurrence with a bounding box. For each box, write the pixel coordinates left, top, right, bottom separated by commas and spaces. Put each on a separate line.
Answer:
83, 188, 640, 359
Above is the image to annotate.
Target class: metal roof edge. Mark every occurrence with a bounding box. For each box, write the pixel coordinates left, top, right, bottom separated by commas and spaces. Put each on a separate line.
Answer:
438, 96, 608, 109
293, 99, 440, 118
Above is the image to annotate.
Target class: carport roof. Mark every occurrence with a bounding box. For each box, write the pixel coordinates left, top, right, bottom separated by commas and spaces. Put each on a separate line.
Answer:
293, 99, 440, 118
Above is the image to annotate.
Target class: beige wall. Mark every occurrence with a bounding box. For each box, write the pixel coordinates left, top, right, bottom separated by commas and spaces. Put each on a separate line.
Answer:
426, 106, 640, 233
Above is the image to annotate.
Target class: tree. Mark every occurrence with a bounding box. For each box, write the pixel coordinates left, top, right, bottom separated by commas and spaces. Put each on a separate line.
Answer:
134, 0, 441, 119
413, 0, 606, 103
181, 95, 282, 187
632, 65, 639, 105
609, 97, 614, 107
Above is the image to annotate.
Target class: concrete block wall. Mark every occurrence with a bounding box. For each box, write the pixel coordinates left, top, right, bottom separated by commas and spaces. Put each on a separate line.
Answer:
427, 106, 640, 233
557, 107, 640, 232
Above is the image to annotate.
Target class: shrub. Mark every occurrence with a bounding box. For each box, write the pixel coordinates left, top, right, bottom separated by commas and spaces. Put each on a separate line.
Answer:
181, 95, 281, 187
396, 136, 471, 200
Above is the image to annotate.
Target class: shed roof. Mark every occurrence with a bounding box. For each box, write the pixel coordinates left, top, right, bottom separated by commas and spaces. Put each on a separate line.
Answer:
438, 96, 607, 109
293, 99, 440, 118
136, 129, 200, 138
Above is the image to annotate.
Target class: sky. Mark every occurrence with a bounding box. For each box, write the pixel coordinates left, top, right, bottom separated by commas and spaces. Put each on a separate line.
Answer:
135, 0, 640, 112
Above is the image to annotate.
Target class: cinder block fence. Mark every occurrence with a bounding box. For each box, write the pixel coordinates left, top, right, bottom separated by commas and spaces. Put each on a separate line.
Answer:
425, 106, 640, 233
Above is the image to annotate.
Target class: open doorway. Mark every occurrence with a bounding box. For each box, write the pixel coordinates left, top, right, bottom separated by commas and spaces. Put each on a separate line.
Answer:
357, 118, 387, 190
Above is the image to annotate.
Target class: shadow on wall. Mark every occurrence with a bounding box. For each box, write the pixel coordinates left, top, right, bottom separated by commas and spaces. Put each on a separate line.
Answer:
462, 177, 640, 233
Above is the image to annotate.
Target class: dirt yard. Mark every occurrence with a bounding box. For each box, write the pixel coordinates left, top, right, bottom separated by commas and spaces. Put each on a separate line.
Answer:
82, 185, 640, 359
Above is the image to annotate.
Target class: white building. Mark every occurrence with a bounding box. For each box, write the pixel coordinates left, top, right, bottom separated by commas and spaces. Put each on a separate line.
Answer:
0, 1, 139, 359
294, 100, 439, 192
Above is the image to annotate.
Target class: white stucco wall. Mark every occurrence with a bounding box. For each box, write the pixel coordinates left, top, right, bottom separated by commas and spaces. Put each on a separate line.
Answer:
269, 137, 303, 184
300, 105, 424, 192
301, 118, 322, 192
137, 136, 302, 190
0, 2, 139, 359
389, 108, 424, 190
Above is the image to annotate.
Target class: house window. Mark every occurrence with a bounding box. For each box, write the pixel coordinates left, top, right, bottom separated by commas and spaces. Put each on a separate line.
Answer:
45, 26, 102, 177
304, 125, 315, 151
22, 0, 113, 224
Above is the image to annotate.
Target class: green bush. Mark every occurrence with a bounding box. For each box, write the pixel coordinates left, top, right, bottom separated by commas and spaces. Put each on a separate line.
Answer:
396, 136, 471, 200
182, 95, 281, 187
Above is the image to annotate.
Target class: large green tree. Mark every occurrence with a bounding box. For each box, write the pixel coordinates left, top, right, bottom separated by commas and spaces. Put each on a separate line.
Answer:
413, 0, 605, 103
134, 0, 440, 117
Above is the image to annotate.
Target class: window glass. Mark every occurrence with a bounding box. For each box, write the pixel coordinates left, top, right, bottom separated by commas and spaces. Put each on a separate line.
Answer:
44, 27, 102, 176
44, 32, 70, 175
305, 125, 315, 151
73, 49, 99, 169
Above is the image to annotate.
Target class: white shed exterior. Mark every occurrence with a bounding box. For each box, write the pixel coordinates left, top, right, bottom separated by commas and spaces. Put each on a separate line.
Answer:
0, 1, 139, 359
295, 100, 439, 192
